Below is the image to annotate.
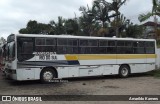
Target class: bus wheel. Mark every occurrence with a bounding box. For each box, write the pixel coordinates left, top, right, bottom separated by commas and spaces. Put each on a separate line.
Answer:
119, 65, 130, 78
40, 68, 56, 83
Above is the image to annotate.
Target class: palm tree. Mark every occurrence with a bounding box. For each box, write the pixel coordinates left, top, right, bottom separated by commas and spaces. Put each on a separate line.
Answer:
138, 0, 160, 40
79, 5, 96, 36
111, 14, 129, 37
50, 16, 66, 35
138, 0, 160, 22
110, 0, 127, 37
92, 0, 111, 28
65, 19, 79, 35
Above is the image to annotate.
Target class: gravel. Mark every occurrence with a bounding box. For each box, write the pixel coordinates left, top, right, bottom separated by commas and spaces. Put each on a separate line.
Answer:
0, 70, 160, 104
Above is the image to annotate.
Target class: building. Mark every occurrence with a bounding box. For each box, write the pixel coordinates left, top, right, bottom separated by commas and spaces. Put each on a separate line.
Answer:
143, 21, 160, 39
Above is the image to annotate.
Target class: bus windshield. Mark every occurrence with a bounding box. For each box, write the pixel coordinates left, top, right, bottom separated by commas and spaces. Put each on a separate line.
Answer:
6, 42, 15, 61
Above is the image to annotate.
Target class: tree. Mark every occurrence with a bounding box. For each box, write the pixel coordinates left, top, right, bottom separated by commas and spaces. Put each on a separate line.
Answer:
110, 0, 127, 37
65, 19, 79, 35
92, 0, 112, 28
126, 24, 144, 38
111, 14, 128, 37
50, 16, 66, 35
19, 20, 54, 34
138, 0, 160, 40
138, 0, 160, 22
79, 6, 96, 36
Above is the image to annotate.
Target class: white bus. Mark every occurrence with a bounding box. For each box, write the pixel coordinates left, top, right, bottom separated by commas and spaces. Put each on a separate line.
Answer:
5, 34, 157, 83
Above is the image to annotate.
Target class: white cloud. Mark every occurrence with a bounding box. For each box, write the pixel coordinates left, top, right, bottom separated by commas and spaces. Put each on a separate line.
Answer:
120, 0, 153, 24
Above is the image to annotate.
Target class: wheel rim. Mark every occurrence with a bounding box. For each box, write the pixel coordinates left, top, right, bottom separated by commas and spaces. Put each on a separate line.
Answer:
43, 71, 53, 82
121, 67, 128, 76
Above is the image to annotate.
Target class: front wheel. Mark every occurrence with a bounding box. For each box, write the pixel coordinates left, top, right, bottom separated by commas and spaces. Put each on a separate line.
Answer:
119, 65, 130, 78
40, 68, 56, 83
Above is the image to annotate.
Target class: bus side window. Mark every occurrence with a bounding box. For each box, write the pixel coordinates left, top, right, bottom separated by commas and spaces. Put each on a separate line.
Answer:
57, 38, 68, 54
17, 37, 35, 62
79, 39, 98, 54
107, 41, 116, 54
99, 40, 107, 54
68, 39, 78, 54
36, 38, 45, 45
145, 41, 155, 54
22, 42, 34, 54
133, 41, 145, 54
117, 41, 133, 54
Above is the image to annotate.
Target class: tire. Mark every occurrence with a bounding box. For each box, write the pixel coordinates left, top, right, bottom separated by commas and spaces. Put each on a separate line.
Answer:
40, 68, 56, 83
119, 65, 130, 78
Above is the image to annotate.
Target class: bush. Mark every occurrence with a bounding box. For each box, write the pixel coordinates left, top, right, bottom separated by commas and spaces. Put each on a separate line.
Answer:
147, 69, 160, 78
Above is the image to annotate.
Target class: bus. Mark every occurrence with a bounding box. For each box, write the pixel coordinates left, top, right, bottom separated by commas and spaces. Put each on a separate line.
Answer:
4, 34, 157, 83
0, 43, 6, 73
0, 45, 2, 70
0, 44, 5, 71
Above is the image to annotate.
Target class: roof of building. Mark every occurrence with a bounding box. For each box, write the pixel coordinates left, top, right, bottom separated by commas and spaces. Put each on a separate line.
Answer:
143, 21, 160, 27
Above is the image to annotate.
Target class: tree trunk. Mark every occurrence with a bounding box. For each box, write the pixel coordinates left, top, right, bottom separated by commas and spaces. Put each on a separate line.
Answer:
116, 11, 119, 37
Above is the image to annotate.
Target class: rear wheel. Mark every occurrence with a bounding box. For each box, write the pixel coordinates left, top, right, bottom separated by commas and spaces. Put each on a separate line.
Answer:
119, 65, 130, 78
40, 68, 56, 83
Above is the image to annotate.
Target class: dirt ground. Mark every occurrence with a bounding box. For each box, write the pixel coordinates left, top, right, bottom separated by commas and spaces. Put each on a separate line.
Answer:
0, 70, 160, 104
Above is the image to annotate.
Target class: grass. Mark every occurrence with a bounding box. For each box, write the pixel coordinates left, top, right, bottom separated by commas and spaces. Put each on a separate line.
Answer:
147, 69, 160, 78
158, 44, 160, 48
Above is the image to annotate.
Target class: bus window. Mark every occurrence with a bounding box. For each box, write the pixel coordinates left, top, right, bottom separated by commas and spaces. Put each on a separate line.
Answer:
79, 39, 98, 54
22, 42, 33, 54
107, 41, 116, 54
46, 38, 56, 46
58, 38, 67, 46
99, 40, 108, 46
67, 39, 78, 54
57, 38, 68, 54
133, 41, 145, 54
117, 41, 133, 54
9, 42, 15, 61
36, 38, 45, 46
145, 41, 155, 54
17, 37, 34, 61
108, 41, 115, 46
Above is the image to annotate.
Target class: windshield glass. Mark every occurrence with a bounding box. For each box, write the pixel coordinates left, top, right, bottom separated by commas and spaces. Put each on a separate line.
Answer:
6, 42, 15, 61
5, 44, 9, 61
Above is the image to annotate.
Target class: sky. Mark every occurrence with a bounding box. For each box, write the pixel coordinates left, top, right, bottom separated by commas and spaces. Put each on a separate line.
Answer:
0, 0, 153, 39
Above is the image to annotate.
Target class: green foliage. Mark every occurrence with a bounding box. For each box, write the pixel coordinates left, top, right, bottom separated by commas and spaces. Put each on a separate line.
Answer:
147, 70, 160, 78
19, 20, 54, 34
65, 19, 79, 35
138, 0, 160, 22
92, 0, 111, 27
18, 0, 131, 37
50, 16, 66, 35
157, 40, 160, 48
138, 12, 153, 22
125, 25, 144, 38
79, 5, 96, 36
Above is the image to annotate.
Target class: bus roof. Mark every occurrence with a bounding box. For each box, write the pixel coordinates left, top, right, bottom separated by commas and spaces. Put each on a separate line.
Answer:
14, 34, 156, 41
